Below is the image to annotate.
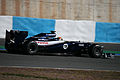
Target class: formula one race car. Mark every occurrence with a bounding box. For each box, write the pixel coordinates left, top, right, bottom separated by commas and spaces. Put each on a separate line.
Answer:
5, 30, 104, 58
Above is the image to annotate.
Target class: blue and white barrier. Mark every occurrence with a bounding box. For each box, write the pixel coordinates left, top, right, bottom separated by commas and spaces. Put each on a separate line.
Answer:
55, 20, 96, 42
95, 22, 120, 43
0, 16, 120, 43
13, 16, 55, 38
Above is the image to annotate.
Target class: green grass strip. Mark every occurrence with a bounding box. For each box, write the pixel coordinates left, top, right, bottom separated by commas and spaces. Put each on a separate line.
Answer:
2, 73, 63, 80
0, 46, 5, 49
103, 50, 120, 54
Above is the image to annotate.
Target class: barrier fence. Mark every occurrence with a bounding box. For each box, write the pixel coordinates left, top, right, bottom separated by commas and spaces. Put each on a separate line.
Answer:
0, 16, 120, 54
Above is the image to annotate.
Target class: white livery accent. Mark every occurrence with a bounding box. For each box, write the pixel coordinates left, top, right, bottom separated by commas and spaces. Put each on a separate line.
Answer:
35, 41, 65, 46
78, 44, 84, 46
63, 44, 68, 49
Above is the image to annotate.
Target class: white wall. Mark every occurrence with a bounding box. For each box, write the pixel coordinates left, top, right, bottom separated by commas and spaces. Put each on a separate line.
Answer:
55, 20, 96, 42
0, 16, 12, 38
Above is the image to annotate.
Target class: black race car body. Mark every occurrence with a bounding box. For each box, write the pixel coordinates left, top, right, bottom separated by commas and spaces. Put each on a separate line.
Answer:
5, 30, 104, 58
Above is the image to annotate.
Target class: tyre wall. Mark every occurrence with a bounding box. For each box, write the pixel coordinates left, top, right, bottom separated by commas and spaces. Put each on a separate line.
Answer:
0, 16, 120, 43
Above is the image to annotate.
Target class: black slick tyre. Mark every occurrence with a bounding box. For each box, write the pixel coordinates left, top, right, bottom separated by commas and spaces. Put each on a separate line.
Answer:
89, 46, 102, 58
27, 41, 38, 54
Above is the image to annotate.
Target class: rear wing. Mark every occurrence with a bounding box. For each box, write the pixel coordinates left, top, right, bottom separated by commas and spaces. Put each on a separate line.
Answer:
5, 30, 28, 46
5, 30, 57, 45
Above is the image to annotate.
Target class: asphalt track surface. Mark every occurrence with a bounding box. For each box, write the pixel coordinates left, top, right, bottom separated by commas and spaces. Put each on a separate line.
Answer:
0, 52, 120, 71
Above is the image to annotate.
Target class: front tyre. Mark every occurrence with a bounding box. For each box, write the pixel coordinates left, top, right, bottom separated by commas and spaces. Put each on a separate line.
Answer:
27, 41, 38, 54
90, 46, 102, 58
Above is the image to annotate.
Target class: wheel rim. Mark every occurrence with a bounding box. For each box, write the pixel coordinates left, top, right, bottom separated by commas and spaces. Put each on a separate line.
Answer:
29, 43, 36, 52
94, 48, 100, 56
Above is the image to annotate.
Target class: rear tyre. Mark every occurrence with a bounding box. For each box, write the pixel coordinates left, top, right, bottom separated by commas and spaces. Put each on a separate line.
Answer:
6, 49, 13, 53
27, 41, 38, 54
5, 44, 16, 54
89, 46, 102, 58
